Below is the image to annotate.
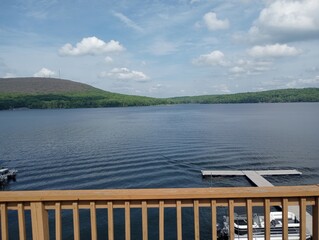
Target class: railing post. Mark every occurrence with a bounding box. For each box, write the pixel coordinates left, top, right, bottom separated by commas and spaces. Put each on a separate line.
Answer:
211, 200, 217, 240
176, 200, 182, 240
264, 198, 270, 240
282, 198, 288, 240
30, 202, 49, 240
246, 199, 253, 240
299, 198, 307, 240
0, 203, 8, 240
313, 197, 319, 240
55, 202, 62, 240
194, 200, 200, 240
72, 202, 80, 240
228, 200, 234, 240
142, 201, 148, 240
159, 201, 164, 240
125, 201, 131, 240
17, 203, 26, 240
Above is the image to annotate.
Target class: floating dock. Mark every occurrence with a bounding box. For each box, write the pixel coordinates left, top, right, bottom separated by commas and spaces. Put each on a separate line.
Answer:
201, 169, 302, 187
201, 169, 313, 234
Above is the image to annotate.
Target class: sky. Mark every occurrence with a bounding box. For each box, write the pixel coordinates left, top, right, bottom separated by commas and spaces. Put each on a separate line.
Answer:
0, 0, 319, 97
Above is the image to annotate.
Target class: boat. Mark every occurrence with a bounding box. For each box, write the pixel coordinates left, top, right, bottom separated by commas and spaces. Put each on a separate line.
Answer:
0, 168, 18, 184
218, 211, 312, 239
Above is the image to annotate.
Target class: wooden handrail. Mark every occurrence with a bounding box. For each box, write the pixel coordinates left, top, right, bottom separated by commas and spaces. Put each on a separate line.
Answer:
0, 185, 318, 240
1, 185, 319, 202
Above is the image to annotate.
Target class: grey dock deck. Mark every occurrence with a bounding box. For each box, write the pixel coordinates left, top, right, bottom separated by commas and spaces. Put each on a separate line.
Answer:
201, 169, 312, 234
201, 169, 302, 178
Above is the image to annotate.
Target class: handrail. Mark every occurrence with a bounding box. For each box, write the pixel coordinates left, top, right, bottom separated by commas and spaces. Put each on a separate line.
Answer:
0, 185, 318, 240
1, 185, 319, 202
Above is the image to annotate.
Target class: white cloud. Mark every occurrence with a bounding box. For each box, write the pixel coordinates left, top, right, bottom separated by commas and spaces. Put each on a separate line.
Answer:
249, 0, 319, 42
192, 50, 228, 66
113, 12, 144, 33
248, 43, 301, 58
33, 68, 56, 77
203, 12, 229, 31
59, 37, 125, 56
99, 68, 150, 82
229, 66, 245, 74
286, 75, 319, 88
104, 56, 114, 64
229, 59, 273, 76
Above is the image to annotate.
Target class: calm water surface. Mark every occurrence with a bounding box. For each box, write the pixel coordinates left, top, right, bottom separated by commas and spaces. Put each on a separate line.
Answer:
0, 103, 318, 239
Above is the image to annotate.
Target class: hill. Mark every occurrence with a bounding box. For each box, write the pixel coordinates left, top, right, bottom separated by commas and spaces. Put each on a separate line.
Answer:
169, 88, 319, 104
0, 77, 166, 109
0, 77, 319, 110
0, 77, 102, 94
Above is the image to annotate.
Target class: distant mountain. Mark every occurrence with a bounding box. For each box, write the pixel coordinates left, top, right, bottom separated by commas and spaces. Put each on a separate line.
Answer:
0, 77, 165, 109
0, 77, 319, 110
169, 88, 319, 104
0, 77, 103, 94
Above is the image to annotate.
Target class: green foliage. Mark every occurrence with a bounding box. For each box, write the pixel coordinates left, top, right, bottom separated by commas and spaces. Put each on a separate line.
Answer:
168, 88, 319, 104
0, 90, 168, 110
0, 88, 318, 110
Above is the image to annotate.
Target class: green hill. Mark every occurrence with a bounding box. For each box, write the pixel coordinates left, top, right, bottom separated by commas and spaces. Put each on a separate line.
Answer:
0, 77, 319, 110
0, 77, 166, 109
169, 88, 319, 104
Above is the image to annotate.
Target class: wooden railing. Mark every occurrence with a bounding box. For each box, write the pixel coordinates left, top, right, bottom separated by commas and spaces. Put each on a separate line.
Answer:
0, 185, 318, 240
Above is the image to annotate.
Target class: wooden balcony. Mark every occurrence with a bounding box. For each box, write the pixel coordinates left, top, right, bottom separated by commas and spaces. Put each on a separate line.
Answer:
0, 185, 318, 239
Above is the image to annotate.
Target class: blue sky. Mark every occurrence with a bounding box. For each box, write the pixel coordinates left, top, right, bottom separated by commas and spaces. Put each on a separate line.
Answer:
1, 0, 319, 97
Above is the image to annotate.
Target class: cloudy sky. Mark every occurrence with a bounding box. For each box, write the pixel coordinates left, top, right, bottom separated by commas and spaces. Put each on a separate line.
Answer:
1, 0, 319, 97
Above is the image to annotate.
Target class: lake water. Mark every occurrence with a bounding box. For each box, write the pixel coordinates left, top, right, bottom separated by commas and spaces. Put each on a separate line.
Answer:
1, 103, 319, 239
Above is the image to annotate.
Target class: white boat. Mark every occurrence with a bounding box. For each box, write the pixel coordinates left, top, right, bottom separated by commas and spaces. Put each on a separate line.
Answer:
218, 211, 312, 239
0, 168, 18, 183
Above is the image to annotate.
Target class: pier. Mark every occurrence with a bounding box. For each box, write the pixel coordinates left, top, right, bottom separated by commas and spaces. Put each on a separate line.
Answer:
201, 169, 302, 186
201, 169, 314, 234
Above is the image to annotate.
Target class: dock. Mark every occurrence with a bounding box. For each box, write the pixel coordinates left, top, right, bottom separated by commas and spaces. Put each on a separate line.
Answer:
201, 169, 313, 234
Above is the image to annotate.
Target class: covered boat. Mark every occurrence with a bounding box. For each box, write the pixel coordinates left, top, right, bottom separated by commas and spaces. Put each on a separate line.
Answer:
218, 211, 312, 239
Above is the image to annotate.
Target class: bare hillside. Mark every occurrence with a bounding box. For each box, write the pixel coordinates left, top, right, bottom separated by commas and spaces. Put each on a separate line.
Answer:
0, 77, 100, 94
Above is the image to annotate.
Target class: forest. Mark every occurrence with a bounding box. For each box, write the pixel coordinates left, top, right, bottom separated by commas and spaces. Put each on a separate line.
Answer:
1, 88, 319, 110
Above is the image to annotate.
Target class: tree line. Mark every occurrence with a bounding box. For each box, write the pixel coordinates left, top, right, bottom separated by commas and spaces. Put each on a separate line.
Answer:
1, 88, 319, 110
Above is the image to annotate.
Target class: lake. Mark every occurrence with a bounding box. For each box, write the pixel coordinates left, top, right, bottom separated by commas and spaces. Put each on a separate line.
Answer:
1, 103, 319, 239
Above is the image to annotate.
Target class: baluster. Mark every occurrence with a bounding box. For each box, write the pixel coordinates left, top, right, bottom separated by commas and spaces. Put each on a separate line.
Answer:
176, 200, 182, 240
264, 199, 270, 240
107, 201, 114, 240
299, 198, 307, 240
228, 200, 234, 240
55, 202, 62, 240
72, 202, 80, 240
17, 203, 26, 240
282, 198, 288, 240
159, 201, 164, 240
0, 203, 8, 240
313, 196, 319, 239
211, 200, 217, 240
125, 201, 131, 240
246, 199, 253, 240
142, 201, 148, 240
90, 202, 97, 240
194, 200, 200, 240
